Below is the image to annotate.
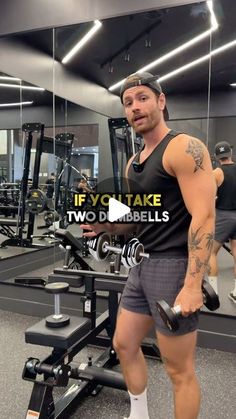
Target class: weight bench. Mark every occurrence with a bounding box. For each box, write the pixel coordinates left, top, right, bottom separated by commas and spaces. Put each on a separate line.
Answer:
0, 218, 28, 226
54, 228, 92, 272
55, 228, 83, 252
25, 316, 91, 349
0, 218, 29, 244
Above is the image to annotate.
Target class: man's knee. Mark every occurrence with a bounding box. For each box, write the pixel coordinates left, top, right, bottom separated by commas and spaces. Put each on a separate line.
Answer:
112, 333, 121, 353
113, 333, 131, 355
113, 331, 140, 358
163, 358, 196, 385
157, 331, 198, 385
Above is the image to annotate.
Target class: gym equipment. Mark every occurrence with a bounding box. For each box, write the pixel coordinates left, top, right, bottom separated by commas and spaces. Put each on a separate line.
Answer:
43, 210, 60, 227
14, 228, 94, 288
0, 183, 20, 217
156, 280, 220, 331
23, 356, 126, 391
23, 124, 73, 245
23, 261, 161, 418
109, 117, 143, 193
223, 242, 232, 255
45, 282, 70, 328
88, 233, 149, 268
55, 228, 94, 272
26, 189, 47, 214
0, 124, 44, 248
23, 271, 127, 418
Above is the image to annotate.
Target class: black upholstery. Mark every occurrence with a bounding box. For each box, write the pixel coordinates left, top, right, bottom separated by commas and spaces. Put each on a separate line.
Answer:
0, 218, 28, 226
55, 228, 83, 252
25, 316, 91, 349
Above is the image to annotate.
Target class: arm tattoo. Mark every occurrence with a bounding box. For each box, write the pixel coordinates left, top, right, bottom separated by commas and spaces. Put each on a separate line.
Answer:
189, 256, 209, 277
188, 227, 204, 251
206, 232, 214, 252
188, 228, 214, 278
186, 138, 204, 172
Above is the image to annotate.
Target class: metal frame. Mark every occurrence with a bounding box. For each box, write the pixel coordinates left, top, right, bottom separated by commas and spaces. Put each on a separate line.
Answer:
23, 268, 161, 418
108, 117, 143, 193
0, 123, 44, 247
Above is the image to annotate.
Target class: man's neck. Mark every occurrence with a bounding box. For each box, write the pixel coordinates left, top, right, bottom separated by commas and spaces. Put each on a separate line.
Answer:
143, 123, 170, 150
220, 158, 234, 165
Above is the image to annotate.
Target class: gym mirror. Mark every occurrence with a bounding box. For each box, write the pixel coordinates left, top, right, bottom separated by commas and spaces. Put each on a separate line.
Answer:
168, 0, 236, 317
0, 1, 235, 322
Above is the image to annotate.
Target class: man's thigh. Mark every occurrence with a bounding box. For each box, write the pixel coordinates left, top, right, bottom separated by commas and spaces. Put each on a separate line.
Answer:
114, 308, 154, 350
141, 257, 199, 336
157, 330, 198, 371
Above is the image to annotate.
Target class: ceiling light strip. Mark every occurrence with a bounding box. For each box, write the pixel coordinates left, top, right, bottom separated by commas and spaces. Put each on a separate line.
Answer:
0, 83, 44, 91
207, 0, 218, 29
139, 29, 214, 73
109, 0, 218, 91
0, 101, 33, 107
62, 20, 102, 64
159, 39, 236, 82
0, 76, 21, 81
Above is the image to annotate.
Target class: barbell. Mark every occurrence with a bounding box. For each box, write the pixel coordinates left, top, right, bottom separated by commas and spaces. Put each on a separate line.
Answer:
87, 233, 149, 268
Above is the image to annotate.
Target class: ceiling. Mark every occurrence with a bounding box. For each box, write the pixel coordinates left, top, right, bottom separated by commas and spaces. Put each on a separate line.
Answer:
1, 0, 236, 108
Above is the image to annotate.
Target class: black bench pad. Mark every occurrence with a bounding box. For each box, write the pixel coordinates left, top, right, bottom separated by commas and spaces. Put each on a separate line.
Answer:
0, 218, 28, 226
25, 316, 91, 349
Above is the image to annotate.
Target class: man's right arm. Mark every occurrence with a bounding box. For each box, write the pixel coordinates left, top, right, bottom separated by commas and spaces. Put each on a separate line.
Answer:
213, 167, 224, 188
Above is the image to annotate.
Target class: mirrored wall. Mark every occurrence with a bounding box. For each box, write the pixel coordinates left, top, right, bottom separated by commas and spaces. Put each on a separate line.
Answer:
0, 0, 235, 317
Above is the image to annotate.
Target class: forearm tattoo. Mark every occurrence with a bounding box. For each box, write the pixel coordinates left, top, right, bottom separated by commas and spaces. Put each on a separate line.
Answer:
206, 232, 214, 252
188, 227, 204, 251
186, 138, 204, 172
188, 228, 214, 278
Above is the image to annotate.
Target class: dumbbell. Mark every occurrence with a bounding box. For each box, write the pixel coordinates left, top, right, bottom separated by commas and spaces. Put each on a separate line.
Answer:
87, 234, 149, 268
156, 280, 220, 332
121, 237, 149, 268
45, 282, 70, 328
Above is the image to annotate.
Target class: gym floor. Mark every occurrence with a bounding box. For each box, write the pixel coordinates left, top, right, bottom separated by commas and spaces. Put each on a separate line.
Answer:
0, 308, 235, 419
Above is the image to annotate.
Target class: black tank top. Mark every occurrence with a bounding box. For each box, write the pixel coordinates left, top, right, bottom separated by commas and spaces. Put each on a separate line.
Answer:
216, 163, 236, 210
128, 130, 191, 253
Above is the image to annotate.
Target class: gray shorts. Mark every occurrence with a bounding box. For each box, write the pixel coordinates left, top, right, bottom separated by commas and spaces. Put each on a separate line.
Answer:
120, 253, 199, 336
215, 209, 236, 243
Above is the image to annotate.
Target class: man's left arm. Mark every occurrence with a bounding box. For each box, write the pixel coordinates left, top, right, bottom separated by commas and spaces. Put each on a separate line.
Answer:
167, 135, 216, 315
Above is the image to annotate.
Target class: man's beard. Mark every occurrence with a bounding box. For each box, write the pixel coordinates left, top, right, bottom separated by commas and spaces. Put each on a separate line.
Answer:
132, 114, 160, 134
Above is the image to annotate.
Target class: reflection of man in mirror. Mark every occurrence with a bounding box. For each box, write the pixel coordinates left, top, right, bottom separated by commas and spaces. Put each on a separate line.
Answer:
81, 71, 216, 419
45, 172, 55, 198
75, 178, 93, 194
208, 141, 236, 303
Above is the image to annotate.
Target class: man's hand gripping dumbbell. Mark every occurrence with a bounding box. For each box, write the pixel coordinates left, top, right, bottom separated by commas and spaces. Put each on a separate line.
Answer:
156, 280, 220, 331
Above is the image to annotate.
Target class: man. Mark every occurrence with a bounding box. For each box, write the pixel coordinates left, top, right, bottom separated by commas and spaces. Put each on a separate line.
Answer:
76, 178, 93, 193
208, 141, 236, 303
81, 72, 215, 419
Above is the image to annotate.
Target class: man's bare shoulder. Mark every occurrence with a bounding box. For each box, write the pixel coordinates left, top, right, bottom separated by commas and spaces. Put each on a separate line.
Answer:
213, 167, 223, 174
169, 133, 205, 148
125, 154, 137, 178
164, 133, 210, 175
213, 166, 224, 186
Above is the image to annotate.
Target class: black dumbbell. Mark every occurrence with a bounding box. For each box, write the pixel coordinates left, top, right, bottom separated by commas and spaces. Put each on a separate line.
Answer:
156, 280, 220, 331
45, 282, 70, 328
